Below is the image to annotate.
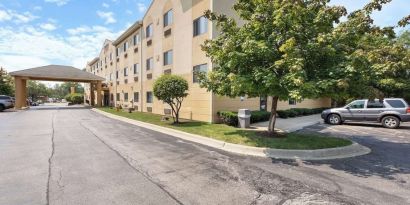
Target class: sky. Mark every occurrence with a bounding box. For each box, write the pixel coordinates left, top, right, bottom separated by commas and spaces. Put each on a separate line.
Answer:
0, 0, 409, 73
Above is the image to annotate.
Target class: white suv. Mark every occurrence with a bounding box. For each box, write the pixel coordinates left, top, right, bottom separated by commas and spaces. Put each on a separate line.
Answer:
0, 95, 14, 112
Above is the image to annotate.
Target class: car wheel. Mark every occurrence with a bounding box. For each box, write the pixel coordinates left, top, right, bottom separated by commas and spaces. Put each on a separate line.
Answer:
381, 116, 400, 129
327, 114, 341, 125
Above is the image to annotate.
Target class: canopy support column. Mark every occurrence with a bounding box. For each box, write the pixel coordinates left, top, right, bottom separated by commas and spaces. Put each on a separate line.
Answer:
14, 77, 27, 109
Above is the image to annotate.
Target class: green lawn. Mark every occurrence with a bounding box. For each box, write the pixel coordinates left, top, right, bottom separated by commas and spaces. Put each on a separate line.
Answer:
98, 108, 352, 150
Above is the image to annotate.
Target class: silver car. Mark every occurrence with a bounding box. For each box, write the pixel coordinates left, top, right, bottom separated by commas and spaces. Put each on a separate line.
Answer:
0, 95, 15, 112
322, 98, 410, 129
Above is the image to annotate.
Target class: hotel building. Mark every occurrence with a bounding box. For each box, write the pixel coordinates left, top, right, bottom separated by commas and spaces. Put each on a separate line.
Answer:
85, 0, 331, 122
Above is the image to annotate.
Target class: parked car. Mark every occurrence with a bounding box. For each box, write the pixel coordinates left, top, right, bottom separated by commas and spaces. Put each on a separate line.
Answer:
0, 95, 15, 112
322, 98, 410, 129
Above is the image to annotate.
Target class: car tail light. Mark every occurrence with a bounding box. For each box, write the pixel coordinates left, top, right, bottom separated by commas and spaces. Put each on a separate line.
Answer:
407, 108, 410, 113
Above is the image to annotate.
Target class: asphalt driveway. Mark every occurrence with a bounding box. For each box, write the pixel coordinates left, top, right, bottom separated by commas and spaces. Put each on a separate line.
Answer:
0, 108, 409, 204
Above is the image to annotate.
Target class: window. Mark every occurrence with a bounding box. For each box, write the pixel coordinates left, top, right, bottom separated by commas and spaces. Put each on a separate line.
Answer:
116, 47, 120, 57
289, 99, 297, 105
134, 92, 139, 102
193, 16, 208, 36
146, 57, 153, 71
146, 92, 153, 103
123, 42, 128, 52
164, 9, 173, 27
133, 34, 140, 45
193, 64, 208, 83
116, 71, 119, 79
348, 100, 366, 109
367, 100, 385, 108
110, 53, 112, 61
116, 93, 120, 101
146, 24, 153, 38
124, 93, 128, 102
133, 64, 139, 74
124, 67, 128, 76
163, 50, 173, 66
109, 73, 113, 81
386, 99, 406, 108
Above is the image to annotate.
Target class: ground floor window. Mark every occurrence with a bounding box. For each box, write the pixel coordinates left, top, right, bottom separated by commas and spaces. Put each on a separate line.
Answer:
146, 92, 153, 103
289, 98, 297, 105
134, 92, 139, 102
124, 93, 128, 102
116, 93, 120, 101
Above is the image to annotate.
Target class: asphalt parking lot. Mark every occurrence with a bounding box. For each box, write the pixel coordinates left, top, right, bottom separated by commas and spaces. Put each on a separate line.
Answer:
1, 108, 409, 204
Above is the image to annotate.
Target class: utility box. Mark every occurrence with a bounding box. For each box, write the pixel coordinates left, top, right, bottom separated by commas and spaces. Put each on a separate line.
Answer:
238, 109, 251, 128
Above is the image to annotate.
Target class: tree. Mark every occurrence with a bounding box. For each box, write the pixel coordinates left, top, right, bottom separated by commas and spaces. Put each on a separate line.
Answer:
27, 81, 51, 101
153, 75, 189, 123
200, 0, 410, 135
318, 1, 410, 104
200, 0, 347, 135
0, 67, 14, 96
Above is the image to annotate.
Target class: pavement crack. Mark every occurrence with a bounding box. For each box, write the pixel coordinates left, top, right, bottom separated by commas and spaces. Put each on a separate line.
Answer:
46, 111, 56, 205
79, 122, 184, 205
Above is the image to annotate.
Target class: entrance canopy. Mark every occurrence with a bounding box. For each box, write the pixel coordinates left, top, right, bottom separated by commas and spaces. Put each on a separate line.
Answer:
10, 65, 105, 82
10, 65, 105, 108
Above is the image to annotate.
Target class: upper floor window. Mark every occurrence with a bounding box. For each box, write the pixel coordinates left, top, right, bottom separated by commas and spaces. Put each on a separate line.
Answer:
193, 63, 208, 83
164, 9, 173, 27
109, 73, 113, 81
116, 71, 119, 79
146, 24, 153, 38
110, 53, 112, 61
124, 67, 128, 76
146, 57, 153, 71
123, 42, 128, 52
133, 63, 139, 74
133, 34, 140, 46
116, 47, 121, 57
193, 16, 208, 36
163, 50, 173, 66
134, 92, 139, 102
124, 93, 129, 102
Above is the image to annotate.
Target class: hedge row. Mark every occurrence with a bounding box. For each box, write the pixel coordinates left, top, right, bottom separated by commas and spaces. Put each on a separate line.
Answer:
277, 107, 328, 119
217, 110, 271, 127
218, 108, 329, 126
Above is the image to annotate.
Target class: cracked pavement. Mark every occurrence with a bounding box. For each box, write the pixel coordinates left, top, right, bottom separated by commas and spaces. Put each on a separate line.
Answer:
0, 108, 409, 204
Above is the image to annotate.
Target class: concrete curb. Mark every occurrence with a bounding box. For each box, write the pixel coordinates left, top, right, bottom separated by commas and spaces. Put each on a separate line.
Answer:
92, 109, 371, 160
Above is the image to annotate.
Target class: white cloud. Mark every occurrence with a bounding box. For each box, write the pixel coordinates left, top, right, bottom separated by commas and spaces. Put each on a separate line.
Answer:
66, 25, 110, 35
126, 10, 132, 15
97, 10, 116, 24
102, 3, 110, 8
33, 6, 42, 11
0, 10, 12, 21
0, 26, 123, 72
137, 3, 147, 13
40, 23, 57, 31
44, 0, 70, 6
0, 55, 51, 71
0, 9, 38, 23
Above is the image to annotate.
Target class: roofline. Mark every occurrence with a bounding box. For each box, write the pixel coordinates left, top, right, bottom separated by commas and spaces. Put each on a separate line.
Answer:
143, 0, 155, 20
112, 21, 143, 46
88, 57, 100, 66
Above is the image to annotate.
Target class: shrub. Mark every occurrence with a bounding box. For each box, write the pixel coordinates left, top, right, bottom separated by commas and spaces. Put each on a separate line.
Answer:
217, 111, 238, 126
277, 110, 289, 118
287, 109, 298, 117
250, 111, 271, 123
64, 93, 84, 104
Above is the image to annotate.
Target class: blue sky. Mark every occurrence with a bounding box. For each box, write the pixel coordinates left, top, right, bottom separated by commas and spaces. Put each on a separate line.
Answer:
0, 0, 409, 73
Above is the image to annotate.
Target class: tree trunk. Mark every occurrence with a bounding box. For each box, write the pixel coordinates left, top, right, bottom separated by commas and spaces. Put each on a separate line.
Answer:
268, 96, 279, 135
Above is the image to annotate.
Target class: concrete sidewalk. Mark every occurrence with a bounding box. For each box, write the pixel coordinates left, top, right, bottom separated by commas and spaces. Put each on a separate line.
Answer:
251, 114, 323, 133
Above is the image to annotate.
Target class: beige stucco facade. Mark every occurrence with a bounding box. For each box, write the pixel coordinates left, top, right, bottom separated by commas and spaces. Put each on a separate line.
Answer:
85, 0, 331, 123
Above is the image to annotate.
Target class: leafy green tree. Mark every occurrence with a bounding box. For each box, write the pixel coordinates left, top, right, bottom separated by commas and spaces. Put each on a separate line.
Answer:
153, 75, 189, 123
27, 81, 51, 101
200, 0, 347, 134
200, 0, 410, 135
0, 67, 14, 96
320, 1, 410, 103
